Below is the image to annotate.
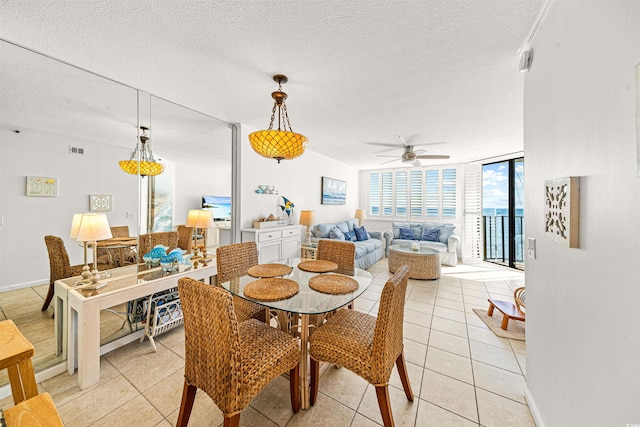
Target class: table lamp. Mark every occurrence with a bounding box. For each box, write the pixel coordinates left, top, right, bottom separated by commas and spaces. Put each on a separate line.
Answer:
299, 210, 316, 245
186, 209, 201, 256
70, 213, 92, 285
354, 208, 366, 226
76, 213, 113, 286
193, 210, 214, 258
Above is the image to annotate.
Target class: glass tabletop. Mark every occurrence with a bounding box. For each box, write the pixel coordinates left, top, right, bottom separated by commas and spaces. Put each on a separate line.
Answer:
389, 244, 440, 255
219, 258, 373, 315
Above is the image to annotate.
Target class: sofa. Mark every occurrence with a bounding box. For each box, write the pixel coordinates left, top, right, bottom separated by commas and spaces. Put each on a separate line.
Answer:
383, 222, 460, 266
309, 218, 385, 270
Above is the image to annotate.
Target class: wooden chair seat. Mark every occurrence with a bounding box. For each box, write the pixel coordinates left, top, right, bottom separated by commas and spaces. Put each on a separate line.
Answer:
487, 287, 526, 330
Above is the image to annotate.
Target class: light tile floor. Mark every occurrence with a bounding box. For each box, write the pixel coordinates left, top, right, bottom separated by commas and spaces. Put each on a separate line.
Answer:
0, 259, 533, 426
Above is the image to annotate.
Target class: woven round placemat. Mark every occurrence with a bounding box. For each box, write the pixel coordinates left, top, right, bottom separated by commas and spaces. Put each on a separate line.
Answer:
247, 263, 293, 278
244, 278, 300, 301
308, 274, 359, 295
298, 260, 338, 273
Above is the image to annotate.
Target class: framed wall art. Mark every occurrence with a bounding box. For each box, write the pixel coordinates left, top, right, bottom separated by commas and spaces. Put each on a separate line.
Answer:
321, 176, 346, 205
25, 176, 58, 197
89, 194, 113, 211
544, 176, 580, 248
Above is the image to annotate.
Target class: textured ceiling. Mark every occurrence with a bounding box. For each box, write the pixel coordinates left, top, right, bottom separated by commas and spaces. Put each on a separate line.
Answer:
0, 0, 542, 170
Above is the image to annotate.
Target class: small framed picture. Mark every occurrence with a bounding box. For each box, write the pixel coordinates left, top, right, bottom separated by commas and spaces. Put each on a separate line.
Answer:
26, 176, 58, 197
90, 194, 113, 211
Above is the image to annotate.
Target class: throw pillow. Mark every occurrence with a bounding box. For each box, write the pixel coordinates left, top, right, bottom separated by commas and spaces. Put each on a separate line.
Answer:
343, 230, 357, 242
315, 223, 333, 238
421, 228, 440, 242
353, 225, 369, 241
335, 221, 350, 233
438, 224, 456, 244
329, 226, 345, 240
398, 227, 415, 240
392, 222, 410, 239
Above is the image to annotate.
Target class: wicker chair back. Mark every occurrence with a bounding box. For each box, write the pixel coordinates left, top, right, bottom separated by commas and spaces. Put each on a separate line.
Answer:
317, 239, 356, 276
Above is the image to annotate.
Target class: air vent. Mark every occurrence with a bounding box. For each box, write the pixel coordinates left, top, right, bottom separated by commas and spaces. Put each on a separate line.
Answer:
69, 146, 85, 155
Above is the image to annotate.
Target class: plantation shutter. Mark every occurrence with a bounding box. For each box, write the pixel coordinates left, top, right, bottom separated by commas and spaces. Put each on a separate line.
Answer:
442, 168, 457, 218
463, 164, 483, 262
395, 171, 407, 217
369, 172, 380, 216
425, 169, 439, 217
409, 170, 423, 218
381, 172, 393, 216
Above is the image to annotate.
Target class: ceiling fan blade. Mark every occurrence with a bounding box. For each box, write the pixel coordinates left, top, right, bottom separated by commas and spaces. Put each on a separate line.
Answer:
415, 154, 450, 159
376, 154, 402, 158
365, 142, 404, 148
379, 158, 401, 165
398, 135, 409, 146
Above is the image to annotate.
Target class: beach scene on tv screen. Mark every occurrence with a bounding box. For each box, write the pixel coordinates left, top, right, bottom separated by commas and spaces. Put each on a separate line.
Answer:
202, 195, 231, 220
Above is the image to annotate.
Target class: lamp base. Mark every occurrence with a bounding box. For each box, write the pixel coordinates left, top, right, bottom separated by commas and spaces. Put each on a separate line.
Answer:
75, 265, 93, 286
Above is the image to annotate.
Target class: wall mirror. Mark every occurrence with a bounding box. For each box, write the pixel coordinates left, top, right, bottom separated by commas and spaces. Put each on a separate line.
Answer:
0, 39, 232, 386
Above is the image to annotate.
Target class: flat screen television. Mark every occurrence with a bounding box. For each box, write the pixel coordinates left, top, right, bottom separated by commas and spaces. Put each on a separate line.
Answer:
202, 195, 232, 221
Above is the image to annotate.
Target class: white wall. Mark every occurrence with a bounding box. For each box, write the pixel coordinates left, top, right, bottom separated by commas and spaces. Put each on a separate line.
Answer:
0, 130, 138, 289
238, 124, 360, 230
173, 162, 231, 225
524, 2, 640, 426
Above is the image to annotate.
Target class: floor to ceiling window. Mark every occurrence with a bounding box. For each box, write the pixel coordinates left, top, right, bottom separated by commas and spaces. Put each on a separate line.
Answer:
482, 158, 524, 270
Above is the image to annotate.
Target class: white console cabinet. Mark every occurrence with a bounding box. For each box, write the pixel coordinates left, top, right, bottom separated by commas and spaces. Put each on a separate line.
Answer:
241, 225, 302, 263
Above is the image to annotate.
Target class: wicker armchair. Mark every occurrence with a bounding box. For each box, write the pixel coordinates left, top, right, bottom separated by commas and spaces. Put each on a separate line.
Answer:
317, 239, 356, 276
176, 277, 300, 427
216, 242, 267, 323
138, 231, 179, 257
41, 235, 109, 311
309, 265, 413, 427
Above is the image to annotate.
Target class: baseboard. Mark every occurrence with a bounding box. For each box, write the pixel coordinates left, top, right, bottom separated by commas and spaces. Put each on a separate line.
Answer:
0, 278, 48, 292
524, 384, 546, 427
0, 361, 67, 400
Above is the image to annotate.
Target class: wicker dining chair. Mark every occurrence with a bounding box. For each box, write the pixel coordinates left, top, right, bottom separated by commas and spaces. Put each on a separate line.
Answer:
97, 226, 136, 266
176, 277, 300, 427
177, 225, 194, 253
317, 239, 357, 309
317, 239, 356, 276
216, 242, 267, 323
41, 235, 110, 311
309, 265, 413, 427
138, 231, 179, 257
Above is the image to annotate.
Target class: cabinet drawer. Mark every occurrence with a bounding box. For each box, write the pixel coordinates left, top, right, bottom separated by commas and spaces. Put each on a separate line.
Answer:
258, 230, 282, 242
281, 228, 299, 238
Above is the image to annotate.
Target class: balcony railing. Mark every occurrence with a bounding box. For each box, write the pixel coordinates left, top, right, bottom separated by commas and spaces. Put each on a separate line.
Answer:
483, 215, 525, 270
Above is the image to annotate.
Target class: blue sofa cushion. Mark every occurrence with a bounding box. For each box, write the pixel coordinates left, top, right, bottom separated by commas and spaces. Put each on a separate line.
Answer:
399, 227, 415, 240
329, 226, 345, 240
343, 230, 357, 242
335, 221, 350, 233
438, 224, 456, 244
346, 218, 359, 232
354, 239, 381, 258
422, 228, 440, 242
392, 222, 410, 239
353, 225, 369, 241
314, 223, 333, 238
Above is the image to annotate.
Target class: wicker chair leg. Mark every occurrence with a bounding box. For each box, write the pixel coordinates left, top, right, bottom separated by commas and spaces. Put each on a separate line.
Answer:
310, 357, 320, 406
176, 381, 197, 427
223, 414, 240, 427
395, 351, 414, 401
375, 385, 395, 427
41, 283, 54, 311
289, 364, 300, 413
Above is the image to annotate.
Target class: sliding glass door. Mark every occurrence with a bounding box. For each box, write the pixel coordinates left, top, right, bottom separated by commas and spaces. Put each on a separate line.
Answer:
482, 158, 524, 270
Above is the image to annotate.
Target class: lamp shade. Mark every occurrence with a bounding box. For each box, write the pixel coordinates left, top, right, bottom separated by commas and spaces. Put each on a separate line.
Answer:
186, 209, 201, 227
76, 213, 113, 242
354, 209, 366, 220
194, 210, 214, 229
69, 213, 84, 239
299, 210, 316, 226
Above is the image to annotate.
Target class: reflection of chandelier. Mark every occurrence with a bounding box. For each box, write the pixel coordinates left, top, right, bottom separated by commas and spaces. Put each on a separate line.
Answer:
119, 126, 164, 176
248, 74, 308, 163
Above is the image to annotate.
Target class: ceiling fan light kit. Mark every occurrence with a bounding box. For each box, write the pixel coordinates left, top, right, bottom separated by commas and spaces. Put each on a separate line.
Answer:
248, 74, 308, 163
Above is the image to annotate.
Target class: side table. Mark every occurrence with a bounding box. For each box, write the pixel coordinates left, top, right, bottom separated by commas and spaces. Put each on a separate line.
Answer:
300, 243, 317, 259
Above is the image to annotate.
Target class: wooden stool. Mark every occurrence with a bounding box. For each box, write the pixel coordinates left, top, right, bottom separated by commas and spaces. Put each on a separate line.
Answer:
0, 320, 38, 404
3, 392, 64, 427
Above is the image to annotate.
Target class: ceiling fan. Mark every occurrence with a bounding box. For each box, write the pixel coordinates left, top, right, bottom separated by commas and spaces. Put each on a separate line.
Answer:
368, 136, 450, 166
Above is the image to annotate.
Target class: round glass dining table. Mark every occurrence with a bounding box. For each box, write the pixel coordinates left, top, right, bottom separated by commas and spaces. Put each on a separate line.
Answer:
218, 257, 373, 409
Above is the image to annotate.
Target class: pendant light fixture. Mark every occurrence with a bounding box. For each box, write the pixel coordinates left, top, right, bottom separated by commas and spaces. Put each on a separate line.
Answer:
248, 74, 308, 163
119, 126, 164, 176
